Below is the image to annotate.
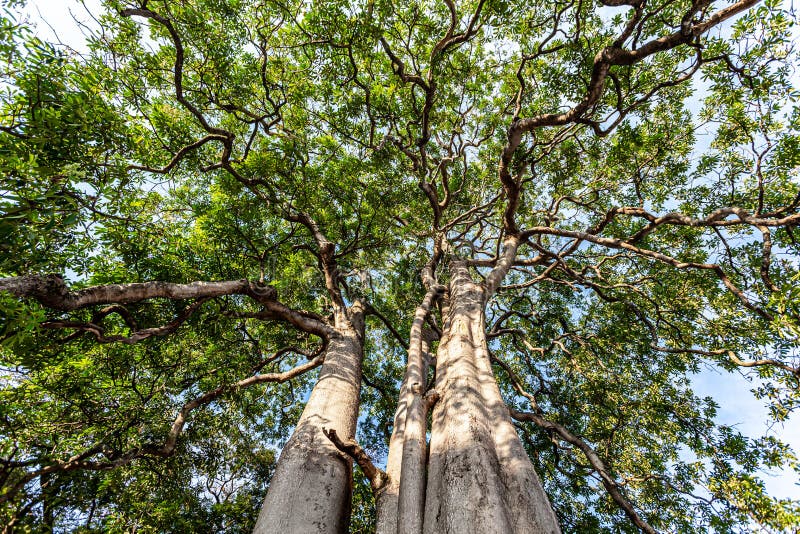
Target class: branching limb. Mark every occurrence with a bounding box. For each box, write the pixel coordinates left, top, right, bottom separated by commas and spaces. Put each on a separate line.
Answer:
286, 211, 346, 313
520, 227, 771, 320
492, 349, 657, 533
653, 346, 800, 378
0, 274, 335, 339
379, 38, 429, 89
125, 134, 228, 174
162, 354, 326, 457
431, 0, 486, 59
511, 409, 658, 534
323, 428, 388, 493
493, 350, 657, 534
500, 0, 761, 233
618, 206, 800, 242
41, 298, 209, 344
119, 7, 232, 139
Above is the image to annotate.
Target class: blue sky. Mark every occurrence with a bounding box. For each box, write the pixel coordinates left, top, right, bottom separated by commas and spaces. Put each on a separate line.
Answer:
692, 367, 799, 498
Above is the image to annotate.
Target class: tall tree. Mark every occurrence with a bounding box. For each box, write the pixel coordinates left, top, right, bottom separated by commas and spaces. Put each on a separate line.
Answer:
2, 0, 799, 532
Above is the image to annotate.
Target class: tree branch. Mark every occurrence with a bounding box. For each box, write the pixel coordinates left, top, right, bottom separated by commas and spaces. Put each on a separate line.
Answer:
520, 227, 771, 320
499, 0, 762, 233
286, 211, 346, 313
0, 275, 335, 338
366, 304, 410, 349
323, 428, 388, 492
41, 298, 209, 344
511, 409, 658, 534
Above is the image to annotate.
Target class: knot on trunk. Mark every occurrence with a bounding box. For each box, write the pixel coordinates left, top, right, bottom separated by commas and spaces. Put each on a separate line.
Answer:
39, 274, 70, 303
320, 241, 335, 257
424, 388, 440, 409
422, 327, 439, 343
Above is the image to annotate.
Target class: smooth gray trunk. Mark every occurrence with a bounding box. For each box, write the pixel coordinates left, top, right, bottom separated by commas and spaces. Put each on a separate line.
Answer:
253, 309, 364, 534
377, 327, 432, 534
375, 354, 408, 534
422, 261, 560, 534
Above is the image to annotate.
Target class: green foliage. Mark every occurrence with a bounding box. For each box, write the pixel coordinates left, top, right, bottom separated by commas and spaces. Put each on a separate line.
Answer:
1, 0, 800, 532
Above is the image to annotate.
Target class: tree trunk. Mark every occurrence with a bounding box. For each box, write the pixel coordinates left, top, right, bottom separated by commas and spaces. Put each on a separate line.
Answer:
376, 335, 433, 534
423, 261, 560, 534
376, 282, 441, 534
375, 351, 408, 534
253, 307, 365, 534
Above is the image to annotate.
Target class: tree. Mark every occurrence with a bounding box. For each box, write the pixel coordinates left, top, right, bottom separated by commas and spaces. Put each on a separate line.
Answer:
1, 0, 799, 531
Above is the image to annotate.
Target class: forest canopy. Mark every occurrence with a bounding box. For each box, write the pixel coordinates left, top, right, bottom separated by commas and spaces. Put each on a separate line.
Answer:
1, 0, 800, 532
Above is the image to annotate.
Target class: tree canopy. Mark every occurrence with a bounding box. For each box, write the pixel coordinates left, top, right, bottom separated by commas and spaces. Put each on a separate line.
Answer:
1, 0, 800, 532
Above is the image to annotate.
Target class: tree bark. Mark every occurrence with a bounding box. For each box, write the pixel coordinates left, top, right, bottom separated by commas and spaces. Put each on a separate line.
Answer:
422, 261, 560, 534
375, 346, 409, 534
253, 305, 365, 534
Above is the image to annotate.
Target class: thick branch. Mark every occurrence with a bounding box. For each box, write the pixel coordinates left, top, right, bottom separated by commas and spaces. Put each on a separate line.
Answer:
484, 236, 520, 298
323, 428, 388, 493
286, 211, 346, 312
396, 285, 444, 533
0, 275, 254, 311
0, 275, 334, 338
